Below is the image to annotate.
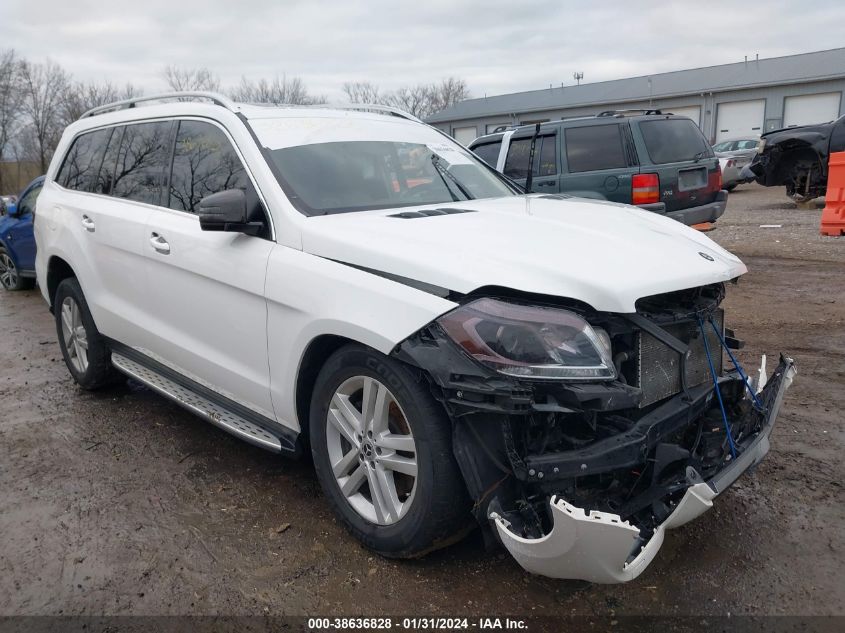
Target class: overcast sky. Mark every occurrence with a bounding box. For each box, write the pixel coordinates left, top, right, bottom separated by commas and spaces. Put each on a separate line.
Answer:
3, 0, 845, 101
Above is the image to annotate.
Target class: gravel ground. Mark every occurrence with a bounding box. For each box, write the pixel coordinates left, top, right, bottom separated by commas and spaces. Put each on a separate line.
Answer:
0, 184, 842, 622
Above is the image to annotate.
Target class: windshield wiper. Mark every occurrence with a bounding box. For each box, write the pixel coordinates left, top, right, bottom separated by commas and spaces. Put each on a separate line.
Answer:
693, 150, 708, 163
430, 154, 473, 201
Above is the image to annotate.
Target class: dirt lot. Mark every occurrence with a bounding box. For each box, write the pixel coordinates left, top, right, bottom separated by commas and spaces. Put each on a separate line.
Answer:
0, 184, 843, 621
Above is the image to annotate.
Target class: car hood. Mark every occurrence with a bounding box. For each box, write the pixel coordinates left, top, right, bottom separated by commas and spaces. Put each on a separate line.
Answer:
299, 195, 746, 313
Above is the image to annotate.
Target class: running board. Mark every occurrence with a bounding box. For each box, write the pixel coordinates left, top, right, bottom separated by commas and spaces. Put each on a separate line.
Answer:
111, 352, 286, 453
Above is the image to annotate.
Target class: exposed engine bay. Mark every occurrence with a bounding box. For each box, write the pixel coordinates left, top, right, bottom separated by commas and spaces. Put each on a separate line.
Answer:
394, 282, 796, 582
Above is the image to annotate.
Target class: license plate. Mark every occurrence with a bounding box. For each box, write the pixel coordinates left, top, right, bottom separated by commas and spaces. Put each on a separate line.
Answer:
678, 167, 707, 191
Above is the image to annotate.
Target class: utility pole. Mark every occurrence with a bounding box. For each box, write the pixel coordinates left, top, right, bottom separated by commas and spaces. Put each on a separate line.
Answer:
573, 72, 584, 86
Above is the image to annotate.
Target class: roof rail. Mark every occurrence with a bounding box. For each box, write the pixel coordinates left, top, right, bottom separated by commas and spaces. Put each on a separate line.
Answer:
80, 91, 237, 119
596, 109, 664, 117
322, 103, 422, 123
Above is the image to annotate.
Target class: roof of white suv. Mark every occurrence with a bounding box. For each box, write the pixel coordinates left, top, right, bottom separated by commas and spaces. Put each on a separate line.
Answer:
80, 91, 421, 125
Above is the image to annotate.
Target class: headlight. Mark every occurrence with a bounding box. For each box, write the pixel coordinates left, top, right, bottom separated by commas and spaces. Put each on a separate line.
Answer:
756, 138, 766, 153
437, 298, 615, 380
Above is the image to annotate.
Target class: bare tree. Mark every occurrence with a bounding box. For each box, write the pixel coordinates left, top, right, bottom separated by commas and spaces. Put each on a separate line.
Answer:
17, 59, 69, 173
0, 49, 23, 193
230, 75, 325, 105
342, 77, 469, 119
60, 80, 143, 127
342, 81, 382, 104
428, 77, 469, 115
161, 65, 220, 92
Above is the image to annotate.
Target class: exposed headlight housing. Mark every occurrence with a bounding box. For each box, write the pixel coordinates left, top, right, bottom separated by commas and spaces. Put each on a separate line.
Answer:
756, 138, 766, 154
437, 298, 616, 381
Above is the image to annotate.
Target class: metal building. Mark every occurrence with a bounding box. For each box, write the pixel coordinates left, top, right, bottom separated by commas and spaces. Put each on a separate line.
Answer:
427, 48, 845, 145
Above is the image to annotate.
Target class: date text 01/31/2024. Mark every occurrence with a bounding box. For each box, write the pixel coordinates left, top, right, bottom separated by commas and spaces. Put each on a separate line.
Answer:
307, 617, 528, 630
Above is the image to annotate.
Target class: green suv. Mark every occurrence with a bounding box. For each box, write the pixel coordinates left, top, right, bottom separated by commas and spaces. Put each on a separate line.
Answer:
468, 111, 727, 225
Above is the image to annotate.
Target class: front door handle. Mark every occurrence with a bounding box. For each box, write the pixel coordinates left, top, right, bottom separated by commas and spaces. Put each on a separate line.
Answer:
81, 215, 95, 232
150, 232, 170, 255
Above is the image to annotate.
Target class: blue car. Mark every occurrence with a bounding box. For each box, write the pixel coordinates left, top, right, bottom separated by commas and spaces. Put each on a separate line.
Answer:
0, 176, 44, 291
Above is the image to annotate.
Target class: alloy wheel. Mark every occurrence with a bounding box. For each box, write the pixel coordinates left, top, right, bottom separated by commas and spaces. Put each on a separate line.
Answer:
0, 253, 18, 289
60, 296, 89, 374
326, 375, 418, 525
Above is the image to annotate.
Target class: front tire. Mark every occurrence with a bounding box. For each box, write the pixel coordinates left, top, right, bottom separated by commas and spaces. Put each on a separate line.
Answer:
0, 247, 34, 291
54, 278, 118, 390
310, 344, 471, 558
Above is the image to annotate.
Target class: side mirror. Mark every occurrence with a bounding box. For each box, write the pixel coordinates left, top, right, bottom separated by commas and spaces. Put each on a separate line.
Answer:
198, 189, 262, 236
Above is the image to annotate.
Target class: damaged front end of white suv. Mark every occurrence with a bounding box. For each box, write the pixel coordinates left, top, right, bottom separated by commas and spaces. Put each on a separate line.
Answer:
394, 282, 795, 584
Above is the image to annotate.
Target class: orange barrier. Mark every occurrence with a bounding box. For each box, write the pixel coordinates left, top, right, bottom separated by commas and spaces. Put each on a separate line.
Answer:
821, 151, 845, 236
691, 222, 716, 232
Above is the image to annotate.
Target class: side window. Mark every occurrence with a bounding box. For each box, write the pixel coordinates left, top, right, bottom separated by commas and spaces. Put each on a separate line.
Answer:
471, 141, 502, 168
94, 126, 124, 195
538, 135, 557, 176
56, 129, 112, 192
564, 124, 627, 173
503, 136, 555, 179
503, 138, 532, 179
112, 122, 173, 205
17, 184, 42, 216
168, 120, 258, 216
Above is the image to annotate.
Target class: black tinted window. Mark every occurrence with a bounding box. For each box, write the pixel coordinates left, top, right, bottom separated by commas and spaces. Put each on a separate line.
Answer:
538, 135, 556, 176
94, 126, 124, 195
639, 118, 710, 164
57, 129, 112, 192
169, 121, 255, 215
564, 125, 626, 173
472, 141, 501, 167
503, 136, 556, 179
17, 184, 42, 216
113, 122, 172, 205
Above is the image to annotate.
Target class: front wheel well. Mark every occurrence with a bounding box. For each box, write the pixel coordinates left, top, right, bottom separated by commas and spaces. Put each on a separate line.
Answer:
295, 334, 360, 441
46, 256, 76, 309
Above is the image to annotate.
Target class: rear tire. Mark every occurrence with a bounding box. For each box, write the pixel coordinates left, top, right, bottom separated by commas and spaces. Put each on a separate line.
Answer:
310, 344, 471, 558
54, 278, 118, 390
0, 247, 34, 291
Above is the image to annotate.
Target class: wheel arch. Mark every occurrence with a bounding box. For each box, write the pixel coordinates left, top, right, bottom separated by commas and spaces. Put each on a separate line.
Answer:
769, 141, 826, 185
46, 255, 76, 309
295, 333, 362, 442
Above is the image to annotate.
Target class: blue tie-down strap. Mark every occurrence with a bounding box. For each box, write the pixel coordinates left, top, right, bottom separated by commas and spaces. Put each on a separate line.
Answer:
708, 316, 766, 411
697, 315, 737, 458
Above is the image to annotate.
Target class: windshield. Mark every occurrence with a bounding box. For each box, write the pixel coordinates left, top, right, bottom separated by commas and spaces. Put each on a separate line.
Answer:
638, 118, 711, 164
268, 140, 514, 215
252, 116, 515, 215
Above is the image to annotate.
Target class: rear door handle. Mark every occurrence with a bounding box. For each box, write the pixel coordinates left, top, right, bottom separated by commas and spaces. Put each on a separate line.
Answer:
81, 215, 95, 232
150, 232, 170, 255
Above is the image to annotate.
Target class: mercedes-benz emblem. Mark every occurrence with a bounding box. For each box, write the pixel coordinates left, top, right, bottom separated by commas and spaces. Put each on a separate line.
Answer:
699, 252, 715, 261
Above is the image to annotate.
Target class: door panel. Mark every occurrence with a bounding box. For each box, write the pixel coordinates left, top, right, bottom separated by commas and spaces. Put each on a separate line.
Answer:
142, 209, 276, 418
141, 119, 276, 418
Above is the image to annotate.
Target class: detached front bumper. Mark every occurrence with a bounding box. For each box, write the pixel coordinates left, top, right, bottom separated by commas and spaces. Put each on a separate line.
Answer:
492, 355, 796, 584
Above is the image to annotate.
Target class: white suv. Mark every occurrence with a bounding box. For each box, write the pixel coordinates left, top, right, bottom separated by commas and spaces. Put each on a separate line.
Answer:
35, 92, 795, 583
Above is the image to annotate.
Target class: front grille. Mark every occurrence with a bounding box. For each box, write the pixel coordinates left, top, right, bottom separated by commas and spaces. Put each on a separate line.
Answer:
636, 310, 723, 408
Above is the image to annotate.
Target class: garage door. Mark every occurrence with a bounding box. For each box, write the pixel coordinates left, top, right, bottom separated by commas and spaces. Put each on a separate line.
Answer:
452, 126, 479, 146
716, 100, 765, 142
667, 106, 701, 127
783, 93, 841, 128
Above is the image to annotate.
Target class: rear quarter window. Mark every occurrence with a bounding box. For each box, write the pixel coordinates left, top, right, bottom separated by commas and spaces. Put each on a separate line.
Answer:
638, 118, 710, 164
503, 135, 556, 178
56, 128, 113, 192
564, 124, 627, 173
471, 141, 502, 167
